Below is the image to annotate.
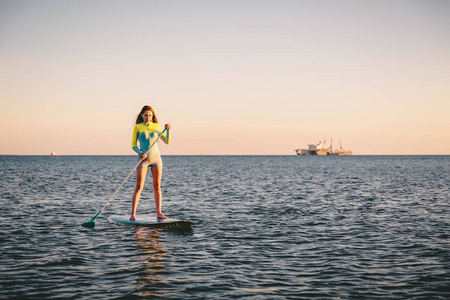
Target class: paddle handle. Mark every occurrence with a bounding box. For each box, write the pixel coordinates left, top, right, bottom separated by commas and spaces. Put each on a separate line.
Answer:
98, 128, 167, 213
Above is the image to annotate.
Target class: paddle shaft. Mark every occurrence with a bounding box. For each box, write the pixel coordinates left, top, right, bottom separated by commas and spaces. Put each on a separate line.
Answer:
97, 128, 167, 214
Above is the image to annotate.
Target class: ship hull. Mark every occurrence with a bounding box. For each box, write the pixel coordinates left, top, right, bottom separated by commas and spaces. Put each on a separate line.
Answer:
314, 150, 329, 155
295, 149, 331, 155
336, 151, 352, 155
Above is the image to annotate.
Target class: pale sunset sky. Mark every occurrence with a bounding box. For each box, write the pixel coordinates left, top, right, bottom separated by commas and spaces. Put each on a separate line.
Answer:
1, 0, 449, 155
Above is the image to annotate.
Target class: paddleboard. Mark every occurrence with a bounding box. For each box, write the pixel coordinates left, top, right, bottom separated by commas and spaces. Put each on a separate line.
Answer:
108, 215, 193, 230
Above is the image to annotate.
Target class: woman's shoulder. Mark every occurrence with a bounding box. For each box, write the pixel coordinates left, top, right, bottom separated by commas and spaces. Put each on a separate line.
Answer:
134, 122, 146, 128
149, 122, 162, 131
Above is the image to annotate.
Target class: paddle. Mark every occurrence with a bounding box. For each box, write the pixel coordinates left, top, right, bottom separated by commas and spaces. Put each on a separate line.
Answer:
82, 128, 167, 228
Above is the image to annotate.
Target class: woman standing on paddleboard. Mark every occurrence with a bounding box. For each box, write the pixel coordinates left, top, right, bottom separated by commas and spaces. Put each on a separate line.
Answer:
130, 105, 171, 221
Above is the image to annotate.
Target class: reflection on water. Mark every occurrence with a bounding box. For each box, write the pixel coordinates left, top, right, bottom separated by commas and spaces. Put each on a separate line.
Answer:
134, 227, 167, 298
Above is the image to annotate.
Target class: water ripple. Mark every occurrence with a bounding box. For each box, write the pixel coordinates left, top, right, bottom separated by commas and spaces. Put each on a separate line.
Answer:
0, 155, 449, 299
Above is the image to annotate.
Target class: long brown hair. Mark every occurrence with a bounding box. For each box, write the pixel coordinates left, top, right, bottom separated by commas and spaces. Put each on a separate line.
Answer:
136, 105, 158, 124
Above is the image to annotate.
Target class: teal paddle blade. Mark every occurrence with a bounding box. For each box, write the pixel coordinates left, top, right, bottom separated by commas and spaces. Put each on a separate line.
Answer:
82, 211, 101, 228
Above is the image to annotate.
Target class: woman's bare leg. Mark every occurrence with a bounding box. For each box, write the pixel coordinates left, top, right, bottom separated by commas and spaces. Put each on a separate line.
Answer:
130, 167, 148, 220
151, 166, 167, 219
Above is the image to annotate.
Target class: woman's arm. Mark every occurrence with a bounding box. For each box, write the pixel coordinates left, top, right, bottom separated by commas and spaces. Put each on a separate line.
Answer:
160, 123, 171, 144
131, 125, 142, 154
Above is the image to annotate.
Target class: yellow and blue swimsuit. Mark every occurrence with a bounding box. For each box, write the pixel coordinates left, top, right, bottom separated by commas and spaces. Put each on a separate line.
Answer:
131, 122, 170, 169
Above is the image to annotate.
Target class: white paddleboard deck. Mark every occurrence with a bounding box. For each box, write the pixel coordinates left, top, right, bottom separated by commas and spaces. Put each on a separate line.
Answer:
108, 215, 193, 229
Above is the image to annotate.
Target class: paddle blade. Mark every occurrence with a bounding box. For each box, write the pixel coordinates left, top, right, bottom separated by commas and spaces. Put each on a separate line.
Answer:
82, 211, 101, 228
82, 219, 96, 228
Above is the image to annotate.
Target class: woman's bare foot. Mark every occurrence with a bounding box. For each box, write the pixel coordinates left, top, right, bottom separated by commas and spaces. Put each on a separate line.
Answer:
129, 215, 136, 221
157, 213, 168, 220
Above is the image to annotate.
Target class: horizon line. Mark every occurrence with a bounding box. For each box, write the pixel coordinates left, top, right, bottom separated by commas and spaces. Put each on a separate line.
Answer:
1, 154, 449, 157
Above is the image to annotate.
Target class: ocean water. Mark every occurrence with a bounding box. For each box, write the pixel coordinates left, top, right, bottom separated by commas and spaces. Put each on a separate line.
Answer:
0, 155, 449, 299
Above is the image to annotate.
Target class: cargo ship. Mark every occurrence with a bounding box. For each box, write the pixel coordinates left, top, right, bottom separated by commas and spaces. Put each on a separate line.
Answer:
295, 139, 352, 155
